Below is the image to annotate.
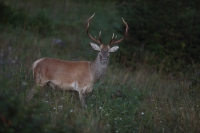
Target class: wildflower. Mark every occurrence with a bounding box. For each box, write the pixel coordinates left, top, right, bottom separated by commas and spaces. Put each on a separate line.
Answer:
99, 107, 102, 110
58, 105, 63, 109
70, 109, 73, 113
22, 81, 28, 86
46, 101, 49, 103
141, 112, 144, 115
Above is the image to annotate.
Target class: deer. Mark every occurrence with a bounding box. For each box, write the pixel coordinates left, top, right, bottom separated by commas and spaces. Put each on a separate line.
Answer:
26, 13, 128, 107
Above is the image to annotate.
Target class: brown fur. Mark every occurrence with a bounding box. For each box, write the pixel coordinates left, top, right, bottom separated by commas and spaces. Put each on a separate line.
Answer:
33, 58, 93, 91
27, 58, 95, 106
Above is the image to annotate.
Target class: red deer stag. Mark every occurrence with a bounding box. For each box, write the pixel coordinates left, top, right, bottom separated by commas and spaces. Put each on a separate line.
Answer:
27, 13, 128, 106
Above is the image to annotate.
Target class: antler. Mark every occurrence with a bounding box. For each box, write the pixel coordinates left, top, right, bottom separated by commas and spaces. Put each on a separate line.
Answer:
86, 13, 102, 45
109, 18, 129, 45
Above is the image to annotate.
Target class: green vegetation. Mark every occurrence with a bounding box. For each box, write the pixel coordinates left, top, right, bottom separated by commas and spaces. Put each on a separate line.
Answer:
117, 0, 200, 72
0, 0, 200, 132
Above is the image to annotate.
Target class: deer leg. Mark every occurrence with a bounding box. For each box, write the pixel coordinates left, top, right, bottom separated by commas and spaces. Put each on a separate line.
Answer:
26, 86, 37, 102
26, 81, 47, 102
78, 92, 87, 107
48, 81, 57, 89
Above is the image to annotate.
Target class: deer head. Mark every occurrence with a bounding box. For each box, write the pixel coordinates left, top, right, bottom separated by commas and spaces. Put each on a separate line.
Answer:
86, 13, 129, 65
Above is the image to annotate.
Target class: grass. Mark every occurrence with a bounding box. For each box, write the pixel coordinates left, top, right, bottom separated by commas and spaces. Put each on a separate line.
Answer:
0, 0, 200, 132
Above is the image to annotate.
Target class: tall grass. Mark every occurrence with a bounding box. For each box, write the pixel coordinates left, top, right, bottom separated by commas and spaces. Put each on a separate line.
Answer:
0, 0, 200, 132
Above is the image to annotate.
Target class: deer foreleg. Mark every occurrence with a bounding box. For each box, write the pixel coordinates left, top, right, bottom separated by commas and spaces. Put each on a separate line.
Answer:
79, 92, 87, 107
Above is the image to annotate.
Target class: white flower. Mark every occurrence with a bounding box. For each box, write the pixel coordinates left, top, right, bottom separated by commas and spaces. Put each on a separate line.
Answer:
141, 112, 144, 115
58, 105, 63, 109
22, 81, 28, 86
70, 109, 73, 112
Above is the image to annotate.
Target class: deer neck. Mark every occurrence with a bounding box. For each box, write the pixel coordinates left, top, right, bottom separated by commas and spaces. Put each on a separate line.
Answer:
91, 54, 109, 82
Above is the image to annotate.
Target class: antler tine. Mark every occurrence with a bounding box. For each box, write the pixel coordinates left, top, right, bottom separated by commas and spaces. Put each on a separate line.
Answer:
86, 13, 101, 45
109, 18, 129, 45
99, 31, 102, 44
109, 33, 115, 45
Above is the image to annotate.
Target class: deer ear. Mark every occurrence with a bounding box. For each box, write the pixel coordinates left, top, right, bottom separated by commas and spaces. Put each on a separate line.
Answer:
109, 46, 119, 52
90, 42, 101, 51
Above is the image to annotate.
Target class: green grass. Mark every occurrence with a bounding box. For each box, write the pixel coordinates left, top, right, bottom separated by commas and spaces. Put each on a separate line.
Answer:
0, 0, 200, 132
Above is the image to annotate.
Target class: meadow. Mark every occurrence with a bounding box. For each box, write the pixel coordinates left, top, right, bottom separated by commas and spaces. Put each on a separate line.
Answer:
0, 0, 200, 132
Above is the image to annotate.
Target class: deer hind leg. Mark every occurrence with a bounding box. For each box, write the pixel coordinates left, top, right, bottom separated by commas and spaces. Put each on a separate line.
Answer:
26, 86, 37, 102
26, 76, 48, 102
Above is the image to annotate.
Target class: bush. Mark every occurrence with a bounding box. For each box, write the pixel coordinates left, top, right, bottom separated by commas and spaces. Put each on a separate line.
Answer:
0, 1, 54, 36
0, 1, 26, 27
117, 0, 200, 72
0, 89, 74, 133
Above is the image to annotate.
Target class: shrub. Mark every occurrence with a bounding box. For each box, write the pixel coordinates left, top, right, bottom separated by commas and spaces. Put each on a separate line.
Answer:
0, 89, 74, 133
0, 1, 54, 36
117, 0, 200, 72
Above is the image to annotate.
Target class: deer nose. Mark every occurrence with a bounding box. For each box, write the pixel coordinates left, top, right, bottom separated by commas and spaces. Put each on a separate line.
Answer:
101, 58, 107, 64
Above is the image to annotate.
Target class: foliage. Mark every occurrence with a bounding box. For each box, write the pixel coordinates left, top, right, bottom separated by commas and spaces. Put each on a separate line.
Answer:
0, 1, 26, 27
0, 1, 53, 36
0, 89, 75, 133
117, 0, 200, 72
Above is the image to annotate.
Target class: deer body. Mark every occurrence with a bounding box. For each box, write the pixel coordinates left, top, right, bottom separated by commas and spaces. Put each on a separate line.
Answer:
27, 13, 128, 106
33, 58, 93, 92
31, 57, 101, 106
